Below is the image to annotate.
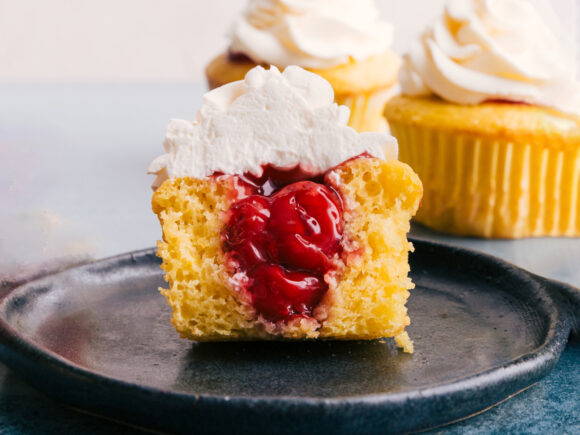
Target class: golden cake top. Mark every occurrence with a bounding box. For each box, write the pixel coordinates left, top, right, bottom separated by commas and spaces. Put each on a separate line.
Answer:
386, 95, 580, 148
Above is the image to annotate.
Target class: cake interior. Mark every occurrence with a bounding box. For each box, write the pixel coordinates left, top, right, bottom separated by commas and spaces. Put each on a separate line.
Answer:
152, 156, 422, 351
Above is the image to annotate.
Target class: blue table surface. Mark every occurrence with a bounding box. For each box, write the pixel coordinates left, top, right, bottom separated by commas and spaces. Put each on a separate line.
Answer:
0, 83, 578, 434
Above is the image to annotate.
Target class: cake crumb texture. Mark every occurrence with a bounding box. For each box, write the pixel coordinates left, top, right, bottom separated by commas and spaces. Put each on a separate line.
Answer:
153, 178, 259, 340
152, 158, 422, 349
319, 158, 422, 345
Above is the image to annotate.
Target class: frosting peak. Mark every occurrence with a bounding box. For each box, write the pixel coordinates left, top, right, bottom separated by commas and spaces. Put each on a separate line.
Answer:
400, 0, 580, 115
148, 66, 396, 187
229, 0, 393, 69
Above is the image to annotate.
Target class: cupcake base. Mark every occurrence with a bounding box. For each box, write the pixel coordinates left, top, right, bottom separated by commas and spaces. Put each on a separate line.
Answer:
386, 96, 580, 238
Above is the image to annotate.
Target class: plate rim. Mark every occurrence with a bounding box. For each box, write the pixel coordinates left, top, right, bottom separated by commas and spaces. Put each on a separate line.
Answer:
0, 240, 573, 433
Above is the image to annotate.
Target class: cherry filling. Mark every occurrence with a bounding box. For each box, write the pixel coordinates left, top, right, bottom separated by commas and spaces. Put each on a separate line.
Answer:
223, 168, 344, 323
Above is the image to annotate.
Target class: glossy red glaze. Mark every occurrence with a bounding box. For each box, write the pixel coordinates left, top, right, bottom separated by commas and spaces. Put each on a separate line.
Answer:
224, 174, 343, 322
239, 165, 325, 196
250, 264, 327, 321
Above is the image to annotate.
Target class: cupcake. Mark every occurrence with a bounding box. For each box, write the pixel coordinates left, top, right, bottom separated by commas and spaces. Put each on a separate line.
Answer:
205, 0, 400, 132
385, 0, 580, 238
149, 66, 422, 352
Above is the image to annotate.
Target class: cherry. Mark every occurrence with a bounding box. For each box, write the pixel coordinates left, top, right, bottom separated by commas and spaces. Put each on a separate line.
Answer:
250, 264, 327, 321
223, 171, 343, 322
269, 182, 342, 273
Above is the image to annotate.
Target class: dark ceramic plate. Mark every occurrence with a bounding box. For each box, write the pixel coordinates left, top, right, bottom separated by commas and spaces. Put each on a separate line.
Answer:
0, 239, 577, 434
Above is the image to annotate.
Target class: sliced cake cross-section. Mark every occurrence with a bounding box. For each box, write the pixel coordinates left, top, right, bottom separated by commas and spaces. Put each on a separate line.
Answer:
149, 66, 422, 351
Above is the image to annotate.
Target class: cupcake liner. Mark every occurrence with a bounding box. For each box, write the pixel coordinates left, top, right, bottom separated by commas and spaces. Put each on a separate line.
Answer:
390, 122, 580, 238
336, 86, 396, 133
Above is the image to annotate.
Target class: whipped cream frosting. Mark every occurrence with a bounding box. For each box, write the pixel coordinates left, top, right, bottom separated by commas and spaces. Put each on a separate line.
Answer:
400, 0, 580, 115
148, 66, 396, 187
229, 0, 393, 69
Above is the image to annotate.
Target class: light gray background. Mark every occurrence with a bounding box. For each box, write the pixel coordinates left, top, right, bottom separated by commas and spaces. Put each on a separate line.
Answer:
0, 0, 578, 81
1, 82, 579, 287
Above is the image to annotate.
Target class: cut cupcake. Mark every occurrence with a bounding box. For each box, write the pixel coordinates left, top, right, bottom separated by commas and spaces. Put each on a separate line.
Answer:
149, 66, 422, 351
205, 0, 400, 132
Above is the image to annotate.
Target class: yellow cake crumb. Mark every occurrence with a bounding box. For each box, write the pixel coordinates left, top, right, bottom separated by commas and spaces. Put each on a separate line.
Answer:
152, 158, 422, 350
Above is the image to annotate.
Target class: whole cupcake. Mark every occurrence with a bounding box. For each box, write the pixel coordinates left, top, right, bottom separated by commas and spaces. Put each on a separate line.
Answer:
149, 66, 422, 351
385, 0, 580, 238
206, 0, 400, 132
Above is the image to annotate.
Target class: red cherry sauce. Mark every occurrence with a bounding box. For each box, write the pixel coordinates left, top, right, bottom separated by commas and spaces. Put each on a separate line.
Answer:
222, 166, 343, 322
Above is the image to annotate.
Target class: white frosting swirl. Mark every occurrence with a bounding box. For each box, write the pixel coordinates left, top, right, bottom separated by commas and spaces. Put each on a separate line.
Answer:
229, 0, 393, 69
400, 0, 580, 115
148, 66, 396, 186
